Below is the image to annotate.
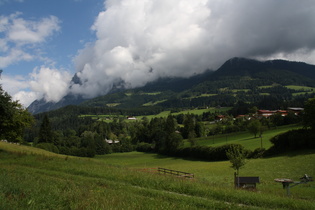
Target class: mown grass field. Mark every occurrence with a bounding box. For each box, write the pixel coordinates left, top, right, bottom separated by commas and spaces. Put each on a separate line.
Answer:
1, 141, 314, 209
194, 124, 300, 150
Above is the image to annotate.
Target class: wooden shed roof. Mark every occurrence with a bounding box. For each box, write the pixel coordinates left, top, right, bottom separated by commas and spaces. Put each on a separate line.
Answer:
237, 176, 260, 183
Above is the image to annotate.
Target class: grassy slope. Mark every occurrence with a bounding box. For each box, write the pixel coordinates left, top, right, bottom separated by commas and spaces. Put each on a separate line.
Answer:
1, 142, 314, 209
194, 124, 300, 150
79, 107, 231, 122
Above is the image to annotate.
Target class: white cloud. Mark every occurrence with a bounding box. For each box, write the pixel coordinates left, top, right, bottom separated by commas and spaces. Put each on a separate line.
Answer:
29, 67, 72, 102
0, 48, 33, 68
8, 15, 60, 44
0, 0, 24, 5
0, 12, 60, 68
4, 0, 315, 107
12, 91, 38, 108
2, 67, 72, 107
72, 0, 315, 99
1, 74, 28, 95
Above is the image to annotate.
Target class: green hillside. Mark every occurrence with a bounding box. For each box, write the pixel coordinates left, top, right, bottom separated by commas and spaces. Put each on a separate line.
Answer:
28, 58, 315, 114
1, 142, 314, 209
192, 124, 299, 150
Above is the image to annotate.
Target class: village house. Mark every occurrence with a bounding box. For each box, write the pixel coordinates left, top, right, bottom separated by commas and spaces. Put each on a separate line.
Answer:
288, 107, 304, 115
127, 116, 137, 120
257, 110, 276, 117
257, 108, 303, 118
215, 115, 225, 121
105, 139, 120, 144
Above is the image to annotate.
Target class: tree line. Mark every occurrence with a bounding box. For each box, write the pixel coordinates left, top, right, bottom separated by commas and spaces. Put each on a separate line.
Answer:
1, 83, 314, 160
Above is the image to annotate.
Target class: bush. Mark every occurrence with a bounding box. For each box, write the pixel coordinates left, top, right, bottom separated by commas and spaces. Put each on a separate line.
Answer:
36, 143, 59, 154
268, 128, 315, 155
136, 142, 154, 152
248, 147, 266, 158
170, 144, 251, 161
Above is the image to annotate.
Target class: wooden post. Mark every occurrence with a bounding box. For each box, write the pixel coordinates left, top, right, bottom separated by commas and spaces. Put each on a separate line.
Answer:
234, 172, 238, 188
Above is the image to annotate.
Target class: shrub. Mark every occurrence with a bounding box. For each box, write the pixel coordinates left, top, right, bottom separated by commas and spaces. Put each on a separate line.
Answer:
136, 142, 154, 152
268, 128, 315, 155
248, 147, 266, 158
36, 143, 59, 154
167, 144, 251, 161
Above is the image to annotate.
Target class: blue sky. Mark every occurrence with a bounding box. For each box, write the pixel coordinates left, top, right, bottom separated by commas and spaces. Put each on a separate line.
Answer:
1, 0, 103, 75
1, 0, 315, 107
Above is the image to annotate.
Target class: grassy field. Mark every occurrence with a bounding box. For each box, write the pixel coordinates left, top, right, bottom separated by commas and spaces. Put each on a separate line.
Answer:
286, 85, 315, 96
1, 141, 314, 209
134, 107, 231, 121
80, 107, 231, 122
285, 85, 315, 91
194, 124, 300, 150
142, 99, 167, 106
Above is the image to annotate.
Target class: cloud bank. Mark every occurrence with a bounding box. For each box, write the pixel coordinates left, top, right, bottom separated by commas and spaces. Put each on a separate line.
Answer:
2, 67, 72, 106
71, 0, 315, 99
4, 0, 315, 107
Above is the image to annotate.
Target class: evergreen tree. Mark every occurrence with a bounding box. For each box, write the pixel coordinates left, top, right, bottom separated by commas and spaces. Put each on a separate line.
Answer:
182, 114, 196, 139
164, 115, 176, 134
303, 97, 315, 130
38, 115, 53, 144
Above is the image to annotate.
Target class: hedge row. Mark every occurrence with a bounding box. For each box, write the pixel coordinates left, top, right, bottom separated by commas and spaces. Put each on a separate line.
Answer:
268, 129, 315, 154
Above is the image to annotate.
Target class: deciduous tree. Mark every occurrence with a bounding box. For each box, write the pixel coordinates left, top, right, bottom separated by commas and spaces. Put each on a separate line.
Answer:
226, 145, 247, 175
247, 119, 262, 138
0, 85, 34, 142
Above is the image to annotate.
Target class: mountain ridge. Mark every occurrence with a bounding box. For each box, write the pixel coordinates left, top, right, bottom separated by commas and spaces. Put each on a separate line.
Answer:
28, 57, 315, 114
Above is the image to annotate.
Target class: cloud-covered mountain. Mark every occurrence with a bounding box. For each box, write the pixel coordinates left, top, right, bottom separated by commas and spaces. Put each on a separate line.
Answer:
68, 0, 315, 100
28, 57, 315, 114
23, 0, 315, 111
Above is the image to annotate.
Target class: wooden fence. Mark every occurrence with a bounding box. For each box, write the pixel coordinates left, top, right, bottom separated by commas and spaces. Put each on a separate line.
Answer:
158, 167, 194, 179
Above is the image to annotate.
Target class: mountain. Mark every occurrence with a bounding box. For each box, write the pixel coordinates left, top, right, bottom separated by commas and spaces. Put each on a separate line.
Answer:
27, 94, 85, 114
28, 57, 315, 114
28, 70, 215, 114
212, 57, 315, 82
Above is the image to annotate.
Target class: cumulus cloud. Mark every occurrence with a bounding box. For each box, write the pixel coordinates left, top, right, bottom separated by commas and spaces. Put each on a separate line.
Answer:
29, 67, 72, 102
0, 12, 60, 68
4, 0, 315, 107
71, 0, 315, 98
1, 74, 36, 106
2, 67, 72, 107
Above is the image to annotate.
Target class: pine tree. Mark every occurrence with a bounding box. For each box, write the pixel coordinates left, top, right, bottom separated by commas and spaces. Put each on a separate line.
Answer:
303, 97, 315, 130
38, 115, 53, 143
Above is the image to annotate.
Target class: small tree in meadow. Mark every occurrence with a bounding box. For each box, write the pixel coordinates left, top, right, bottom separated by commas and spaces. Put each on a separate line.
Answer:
247, 119, 262, 138
226, 145, 247, 176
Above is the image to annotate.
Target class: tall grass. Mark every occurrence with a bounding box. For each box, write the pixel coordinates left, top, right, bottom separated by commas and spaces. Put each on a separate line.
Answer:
1, 142, 314, 209
194, 124, 300, 150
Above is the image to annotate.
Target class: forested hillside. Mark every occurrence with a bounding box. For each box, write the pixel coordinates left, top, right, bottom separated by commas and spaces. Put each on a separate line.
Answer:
28, 57, 315, 114
79, 57, 315, 112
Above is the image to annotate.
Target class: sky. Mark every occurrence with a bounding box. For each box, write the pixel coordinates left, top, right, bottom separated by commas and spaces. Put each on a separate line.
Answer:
1, 0, 315, 107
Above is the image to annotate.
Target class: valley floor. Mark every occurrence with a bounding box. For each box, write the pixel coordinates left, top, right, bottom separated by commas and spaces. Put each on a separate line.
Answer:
1, 142, 314, 209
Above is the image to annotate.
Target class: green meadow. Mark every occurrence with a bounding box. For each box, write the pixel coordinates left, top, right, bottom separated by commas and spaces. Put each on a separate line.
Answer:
134, 107, 231, 121
1, 139, 314, 209
80, 107, 231, 122
195, 124, 300, 150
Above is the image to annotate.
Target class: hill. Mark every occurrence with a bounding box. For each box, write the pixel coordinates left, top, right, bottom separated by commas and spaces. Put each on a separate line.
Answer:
1, 142, 314, 209
28, 57, 315, 114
